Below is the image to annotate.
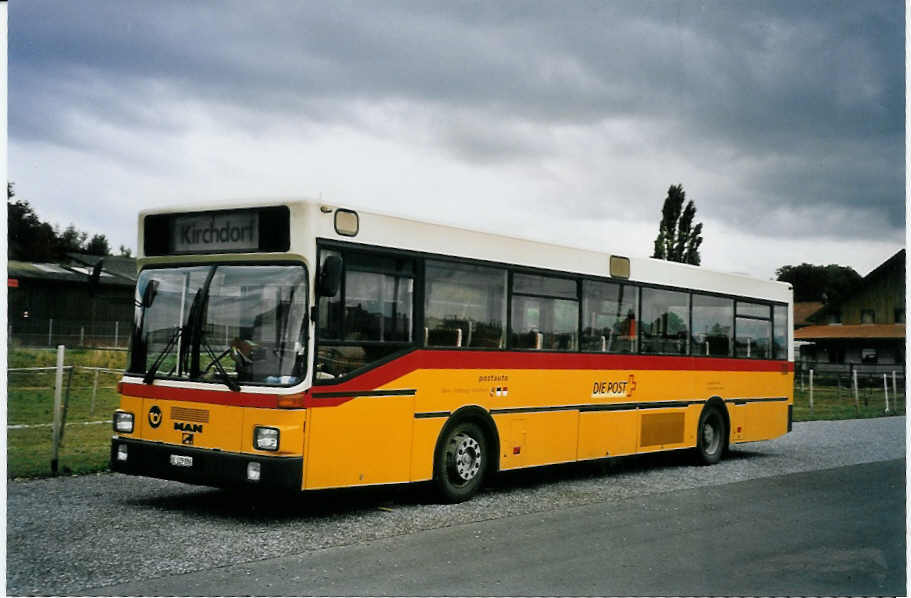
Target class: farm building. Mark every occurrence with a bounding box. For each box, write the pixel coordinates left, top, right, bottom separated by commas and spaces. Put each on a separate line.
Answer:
7, 254, 137, 347
795, 249, 905, 368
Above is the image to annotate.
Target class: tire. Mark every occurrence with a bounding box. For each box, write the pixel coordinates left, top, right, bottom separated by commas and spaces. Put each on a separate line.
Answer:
434, 421, 487, 503
695, 406, 726, 465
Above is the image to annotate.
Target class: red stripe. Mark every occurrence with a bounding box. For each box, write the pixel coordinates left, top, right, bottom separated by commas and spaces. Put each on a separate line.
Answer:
317, 350, 792, 392
120, 382, 308, 409
123, 352, 793, 408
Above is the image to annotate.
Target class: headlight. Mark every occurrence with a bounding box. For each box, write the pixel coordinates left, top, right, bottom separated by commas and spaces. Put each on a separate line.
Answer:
253, 426, 279, 451
113, 411, 134, 433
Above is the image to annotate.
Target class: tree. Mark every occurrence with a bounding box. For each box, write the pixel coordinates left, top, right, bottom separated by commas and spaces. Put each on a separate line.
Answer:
651, 184, 703, 265
8, 195, 58, 261
85, 234, 111, 256
775, 263, 862, 303
57, 224, 88, 254
118, 245, 133, 258
7, 181, 113, 260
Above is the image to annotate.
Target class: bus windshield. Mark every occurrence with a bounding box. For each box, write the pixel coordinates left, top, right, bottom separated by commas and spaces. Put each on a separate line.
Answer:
128, 264, 309, 387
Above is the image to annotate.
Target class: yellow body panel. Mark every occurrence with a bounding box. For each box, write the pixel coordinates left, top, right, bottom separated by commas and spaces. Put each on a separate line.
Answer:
411, 418, 446, 482
495, 411, 579, 470
119, 393, 306, 458
577, 410, 640, 459
118, 365, 792, 491
304, 394, 414, 489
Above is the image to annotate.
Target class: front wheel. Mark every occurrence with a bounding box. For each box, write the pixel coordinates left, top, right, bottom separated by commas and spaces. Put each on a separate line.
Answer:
696, 406, 726, 465
434, 421, 487, 503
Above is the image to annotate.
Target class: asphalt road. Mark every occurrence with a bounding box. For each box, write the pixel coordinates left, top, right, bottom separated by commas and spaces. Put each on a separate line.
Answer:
6, 416, 906, 596
95, 459, 907, 596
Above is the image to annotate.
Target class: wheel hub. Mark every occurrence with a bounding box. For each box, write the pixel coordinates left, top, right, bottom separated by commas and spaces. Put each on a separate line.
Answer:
453, 433, 481, 481
702, 416, 721, 454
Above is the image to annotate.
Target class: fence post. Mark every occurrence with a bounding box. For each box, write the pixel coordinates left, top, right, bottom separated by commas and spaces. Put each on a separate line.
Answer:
91, 368, 100, 416
114, 321, 119, 347
883, 373, 890, 413
892, 371, 897, 399
80, 326, 85, 347
51, 345, 65, 475
852, 369, 860, 414
809, 369, 814, 414
836, 373, 841, 400
48, 318, 54, 347
60, 366, 74, 446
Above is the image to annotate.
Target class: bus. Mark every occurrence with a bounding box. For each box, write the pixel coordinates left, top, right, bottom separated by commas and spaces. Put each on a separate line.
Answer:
111, 200, 793, 502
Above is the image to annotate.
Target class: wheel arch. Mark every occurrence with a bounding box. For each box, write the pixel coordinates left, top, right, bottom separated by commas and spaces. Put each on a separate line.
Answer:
432, 405, 501, 479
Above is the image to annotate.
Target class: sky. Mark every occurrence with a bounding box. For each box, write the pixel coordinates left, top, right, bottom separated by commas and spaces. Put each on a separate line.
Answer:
8, 1, 906, 280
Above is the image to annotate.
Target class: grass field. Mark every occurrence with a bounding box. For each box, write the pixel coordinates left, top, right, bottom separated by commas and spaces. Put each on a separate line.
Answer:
8, 348, 125, 478
6, 347, 907, 479
793, 383, 905, 421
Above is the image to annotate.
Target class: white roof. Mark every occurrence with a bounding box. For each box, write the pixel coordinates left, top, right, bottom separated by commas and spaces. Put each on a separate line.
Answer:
138, 198, 792, 305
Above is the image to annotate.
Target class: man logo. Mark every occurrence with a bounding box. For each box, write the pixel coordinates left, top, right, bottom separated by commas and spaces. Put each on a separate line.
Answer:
182, 433, 194, 445
148, 406, 162, 428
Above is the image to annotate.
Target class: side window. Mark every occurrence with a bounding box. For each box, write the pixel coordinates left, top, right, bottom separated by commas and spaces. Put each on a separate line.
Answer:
691, 294, 733, 357
424, 261, 507, 348
510, 273, 579, 351
773, 304, 788, 360
344, 270, 413, 341
316, 249, 415, 380
640, 288, 690, 355
581, 280, 638, 353
735, 301, 771, 359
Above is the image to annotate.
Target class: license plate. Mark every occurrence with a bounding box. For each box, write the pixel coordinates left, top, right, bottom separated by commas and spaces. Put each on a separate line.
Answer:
169, 454, 193, 468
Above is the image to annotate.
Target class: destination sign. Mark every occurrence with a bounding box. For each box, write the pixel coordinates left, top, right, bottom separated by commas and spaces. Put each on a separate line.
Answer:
171, 212, 259, 254
144, 206, 290, 256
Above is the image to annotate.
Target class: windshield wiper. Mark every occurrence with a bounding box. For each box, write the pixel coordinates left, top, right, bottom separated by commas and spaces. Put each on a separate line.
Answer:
185, 267, 218, 378
143, 326, 182, 384
199, 333, 240, 392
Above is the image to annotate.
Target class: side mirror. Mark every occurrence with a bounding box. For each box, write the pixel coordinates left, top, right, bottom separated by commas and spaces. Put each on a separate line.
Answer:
142, 279, 160, 308
317, 255, 343, 297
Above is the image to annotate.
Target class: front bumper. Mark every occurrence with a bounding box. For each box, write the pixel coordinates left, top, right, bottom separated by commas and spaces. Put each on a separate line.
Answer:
110, 437, 303, 490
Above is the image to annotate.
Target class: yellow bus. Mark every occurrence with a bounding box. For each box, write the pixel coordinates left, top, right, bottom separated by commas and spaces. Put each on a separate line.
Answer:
111, 200, 793, 501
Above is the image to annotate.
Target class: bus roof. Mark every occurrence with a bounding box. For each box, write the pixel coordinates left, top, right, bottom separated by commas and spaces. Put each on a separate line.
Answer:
138, 198, 792, 304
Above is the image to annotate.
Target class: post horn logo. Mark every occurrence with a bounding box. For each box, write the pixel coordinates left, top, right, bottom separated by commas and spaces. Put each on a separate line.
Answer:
148, 405, 162, 428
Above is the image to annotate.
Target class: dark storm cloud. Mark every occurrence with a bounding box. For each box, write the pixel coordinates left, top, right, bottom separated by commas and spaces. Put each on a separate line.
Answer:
10, 0, 904, 240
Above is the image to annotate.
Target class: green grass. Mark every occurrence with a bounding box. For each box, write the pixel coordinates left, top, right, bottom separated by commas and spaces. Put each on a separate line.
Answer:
793, 385, 905, 421
8, 348, 125, 479
8, 419, 117, 478
8, 347, 127, 370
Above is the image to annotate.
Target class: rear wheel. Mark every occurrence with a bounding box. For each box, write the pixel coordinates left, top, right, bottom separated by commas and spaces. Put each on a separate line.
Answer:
434, 421, 487, 503
696, 406, 726, 465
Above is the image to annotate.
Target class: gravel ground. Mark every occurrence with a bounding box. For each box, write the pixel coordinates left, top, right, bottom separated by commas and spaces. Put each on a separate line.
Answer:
6, 416, 906, 596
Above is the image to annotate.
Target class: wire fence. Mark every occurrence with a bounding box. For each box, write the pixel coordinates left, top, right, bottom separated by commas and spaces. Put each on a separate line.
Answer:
8, 318, 132, 349
793, 362, 905, 419
8, 355, 124, 478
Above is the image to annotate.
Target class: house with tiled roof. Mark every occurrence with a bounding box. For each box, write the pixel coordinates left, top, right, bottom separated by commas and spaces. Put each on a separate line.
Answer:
795, 249, 905, 368
793, 301, 824, 328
